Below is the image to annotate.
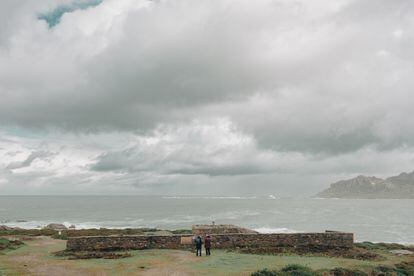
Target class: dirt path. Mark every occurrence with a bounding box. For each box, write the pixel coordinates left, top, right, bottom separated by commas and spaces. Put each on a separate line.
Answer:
140, 251, 200, 276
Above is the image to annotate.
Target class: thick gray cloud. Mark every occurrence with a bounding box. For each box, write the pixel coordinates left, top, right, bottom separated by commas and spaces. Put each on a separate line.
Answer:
1, 0, 413, 152
0, 0, 414, 194
90, 119, 279, 176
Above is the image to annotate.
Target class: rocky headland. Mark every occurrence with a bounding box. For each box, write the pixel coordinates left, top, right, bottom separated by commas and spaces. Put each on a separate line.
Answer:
316, 171, 414, 199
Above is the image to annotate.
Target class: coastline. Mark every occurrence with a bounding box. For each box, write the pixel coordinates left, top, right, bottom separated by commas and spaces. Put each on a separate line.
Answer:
1, 196, 414, 245
1, 228, 413, 275
2, 223, 414, 246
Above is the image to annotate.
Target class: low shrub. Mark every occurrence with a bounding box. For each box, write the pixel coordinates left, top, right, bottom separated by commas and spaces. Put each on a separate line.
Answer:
54, 250, 131, 260
355, 242, 410, 251
329, 267, 367, 276
253, 262, 414, 276
0, 238, 24, 251
0, 228, 162, 238
281, 264, 316, 276
252, 265, 315, 276
171, 229, 192, 234
393, 261, 414, 276
251, 268, 280, 276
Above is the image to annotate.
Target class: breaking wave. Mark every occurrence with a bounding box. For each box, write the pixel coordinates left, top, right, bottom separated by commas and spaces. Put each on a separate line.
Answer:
254, 227, 300, 234
162, 196, 258, 199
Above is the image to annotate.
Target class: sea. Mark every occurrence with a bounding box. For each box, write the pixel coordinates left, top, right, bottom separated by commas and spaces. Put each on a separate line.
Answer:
0, 196, 413, 244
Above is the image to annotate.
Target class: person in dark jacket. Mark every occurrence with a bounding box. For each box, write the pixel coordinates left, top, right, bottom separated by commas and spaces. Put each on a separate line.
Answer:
195, 236, 203, 256
204, 235, 211, 256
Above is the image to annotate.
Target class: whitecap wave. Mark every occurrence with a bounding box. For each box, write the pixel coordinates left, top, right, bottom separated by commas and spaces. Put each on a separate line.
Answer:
1, 219, 147, 230
254, 227, 300, 234
162, 196, 257, 199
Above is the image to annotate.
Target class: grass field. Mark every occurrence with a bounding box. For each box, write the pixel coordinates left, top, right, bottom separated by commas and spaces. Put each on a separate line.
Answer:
0, 236, 413, 275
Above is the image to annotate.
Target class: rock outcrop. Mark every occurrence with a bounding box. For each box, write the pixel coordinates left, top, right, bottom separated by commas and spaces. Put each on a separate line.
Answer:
316, 171, 414, 199
45, 223, 67, 230
0, 225, 16, 231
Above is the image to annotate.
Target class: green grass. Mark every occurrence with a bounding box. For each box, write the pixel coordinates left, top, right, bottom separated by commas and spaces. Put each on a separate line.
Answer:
251, 262, 414, 276
181, 250, 379, 275
56, 249, 371, 275
1, 237, 413, 275
48, 248, 389, 275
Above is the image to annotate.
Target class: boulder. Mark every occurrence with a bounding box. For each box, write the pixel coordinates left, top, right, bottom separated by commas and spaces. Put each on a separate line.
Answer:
45, 223, 67, 230
390, 249, 413, 255
0, 225, 14, 230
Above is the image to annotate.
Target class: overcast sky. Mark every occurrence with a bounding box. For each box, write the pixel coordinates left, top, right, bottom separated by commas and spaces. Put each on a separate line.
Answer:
1, 0, 414, 196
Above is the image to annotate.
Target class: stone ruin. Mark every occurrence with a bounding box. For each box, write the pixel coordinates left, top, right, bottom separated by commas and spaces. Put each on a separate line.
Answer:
66, 224, 354, 253
192, 224, 258, 235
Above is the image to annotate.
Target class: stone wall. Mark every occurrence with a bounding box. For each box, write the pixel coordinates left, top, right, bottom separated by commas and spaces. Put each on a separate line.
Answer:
67, 235, 187, 251
66, 232, 353, 252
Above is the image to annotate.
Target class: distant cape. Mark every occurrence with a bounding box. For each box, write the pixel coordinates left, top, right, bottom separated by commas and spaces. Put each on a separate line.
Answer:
316, 171, 414, 199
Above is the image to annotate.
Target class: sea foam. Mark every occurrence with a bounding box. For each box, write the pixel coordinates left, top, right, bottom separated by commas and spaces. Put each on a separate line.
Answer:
254, 227, 300, 234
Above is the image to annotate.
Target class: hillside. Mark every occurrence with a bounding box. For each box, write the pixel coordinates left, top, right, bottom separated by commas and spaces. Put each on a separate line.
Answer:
316, 172, 414, 199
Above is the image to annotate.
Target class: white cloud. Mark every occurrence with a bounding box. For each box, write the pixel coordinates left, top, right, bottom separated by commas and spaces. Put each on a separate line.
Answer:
1, 119, 414, 195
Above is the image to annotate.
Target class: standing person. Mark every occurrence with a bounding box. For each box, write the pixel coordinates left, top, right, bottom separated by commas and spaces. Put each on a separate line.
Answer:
204, 234, 211, 256
195, 235, 203, 256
